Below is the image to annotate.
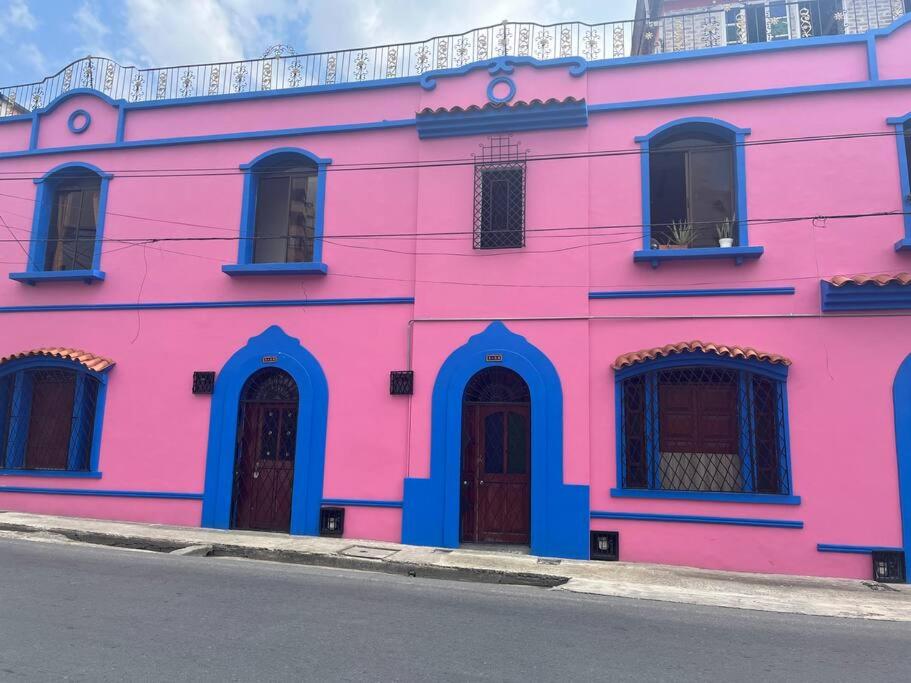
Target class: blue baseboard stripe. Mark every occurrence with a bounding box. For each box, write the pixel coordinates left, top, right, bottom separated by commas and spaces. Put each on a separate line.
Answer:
0, 486, 204, 500
322, 498, 404, 508
816, 544, 903, 554
0, 296, 415, 314
591, 510, 803, 528
590, 287, 795, 300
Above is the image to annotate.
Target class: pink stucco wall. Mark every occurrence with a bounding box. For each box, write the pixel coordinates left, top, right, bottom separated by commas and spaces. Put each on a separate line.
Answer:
1, 16, 911, 578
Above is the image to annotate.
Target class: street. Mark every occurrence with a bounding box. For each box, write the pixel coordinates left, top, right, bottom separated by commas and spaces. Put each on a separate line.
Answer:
0, 538, 907, 681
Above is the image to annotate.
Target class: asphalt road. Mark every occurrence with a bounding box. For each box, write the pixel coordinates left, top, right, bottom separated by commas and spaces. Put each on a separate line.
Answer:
0, 537, 908, 682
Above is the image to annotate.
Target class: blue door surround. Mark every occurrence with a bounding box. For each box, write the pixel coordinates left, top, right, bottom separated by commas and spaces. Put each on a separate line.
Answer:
402, 322, 590, 559
892, 355, 911, 580
201, 325, 328, 535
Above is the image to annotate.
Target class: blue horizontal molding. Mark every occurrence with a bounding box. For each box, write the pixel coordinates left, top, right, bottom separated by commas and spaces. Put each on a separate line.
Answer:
590, 510, 803, 529
0, 469, 102, 479
0, 296, 415, 314
0, 486, 203, 500
416, 98, 588, 139
820, 280, 911, 312
609, 488, 801, 505
222, 262, 329, 276
321, 498, 404, 509
817, 543, 904, 554
634, 246, 764, 268
9, 269, 106, 286
590, 286, 794, 300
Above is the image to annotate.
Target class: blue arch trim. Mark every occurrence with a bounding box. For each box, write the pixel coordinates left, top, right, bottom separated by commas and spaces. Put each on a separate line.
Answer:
891, 354, 911, 581
227, 147, 331, 275
635, 117, 751, 265
9, 162, 112, 285
402, 321, 590, 559
201, 325, 329, 535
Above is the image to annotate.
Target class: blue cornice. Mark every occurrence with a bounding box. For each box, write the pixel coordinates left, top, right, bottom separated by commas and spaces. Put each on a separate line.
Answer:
321, 498, 404, 508
609, 488, 801, 505
589, 287, 794, 299
0, 485, 203, 499
0, 296, 415, 314
820, 280, 911, 312
416, 97, 588, 139
817, 543, 904, 554
590, 510, 803, 529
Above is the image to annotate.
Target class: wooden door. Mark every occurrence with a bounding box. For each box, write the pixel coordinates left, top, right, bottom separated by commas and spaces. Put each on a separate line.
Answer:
461, 404, 530, 544
233, 401, 297, 532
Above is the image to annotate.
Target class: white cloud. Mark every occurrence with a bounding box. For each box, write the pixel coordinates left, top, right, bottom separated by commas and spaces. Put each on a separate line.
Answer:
19, 42, 47, 74
6, 0, 37, 30
75, 1, 111, 40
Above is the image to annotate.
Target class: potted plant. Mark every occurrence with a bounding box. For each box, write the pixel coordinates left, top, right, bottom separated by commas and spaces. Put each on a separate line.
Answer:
716, 217, 735, 248
659, 220, 697, 249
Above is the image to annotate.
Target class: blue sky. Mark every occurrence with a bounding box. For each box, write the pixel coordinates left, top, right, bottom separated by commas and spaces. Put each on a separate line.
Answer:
0, 0, 639, 88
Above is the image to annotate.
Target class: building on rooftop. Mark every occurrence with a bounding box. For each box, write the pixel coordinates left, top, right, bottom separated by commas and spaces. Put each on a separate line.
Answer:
1, 9, 911, 583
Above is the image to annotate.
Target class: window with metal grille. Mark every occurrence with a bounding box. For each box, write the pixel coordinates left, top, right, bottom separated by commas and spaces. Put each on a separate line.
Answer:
252, 156, 318, 264
44, 175, 101, 272
0, 366, 100, 472
618, 365, 791, 495
473, 135, 526, 249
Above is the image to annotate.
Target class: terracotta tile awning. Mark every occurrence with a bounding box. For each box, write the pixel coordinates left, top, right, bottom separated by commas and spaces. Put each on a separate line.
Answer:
0, 347, 115, 372
825, 273, 911, 287
418, 96, 582, 116
612, 341, 791, 370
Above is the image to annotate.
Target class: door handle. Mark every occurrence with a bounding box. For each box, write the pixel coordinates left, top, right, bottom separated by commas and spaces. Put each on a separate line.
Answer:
479, 480, 485, 485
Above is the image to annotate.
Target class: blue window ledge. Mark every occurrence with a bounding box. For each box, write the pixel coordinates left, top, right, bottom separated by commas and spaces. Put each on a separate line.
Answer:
895, 238, 911, 252
634, 246, 764, 268
9, 269, 105, 285
0, 469, 102, 479
222, 262, 328, 276
610, 488, 801, 506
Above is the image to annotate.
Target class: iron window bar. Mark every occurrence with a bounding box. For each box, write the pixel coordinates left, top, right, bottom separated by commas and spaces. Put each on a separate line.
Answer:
473, 135, 528, 250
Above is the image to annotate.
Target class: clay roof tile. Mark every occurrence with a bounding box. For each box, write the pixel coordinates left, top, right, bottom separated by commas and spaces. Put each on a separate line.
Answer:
0, 347, 115, 372
612, 340, 791, 370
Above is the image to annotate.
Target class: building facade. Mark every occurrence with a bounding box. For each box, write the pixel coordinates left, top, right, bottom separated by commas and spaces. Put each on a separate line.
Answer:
1, 9, 911, 581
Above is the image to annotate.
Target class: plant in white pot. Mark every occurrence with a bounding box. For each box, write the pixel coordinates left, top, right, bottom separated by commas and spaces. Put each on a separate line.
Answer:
716, 218, 735, 248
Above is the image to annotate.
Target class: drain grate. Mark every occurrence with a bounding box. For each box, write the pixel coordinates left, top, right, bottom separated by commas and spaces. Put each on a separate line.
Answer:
339, 546, 397, 560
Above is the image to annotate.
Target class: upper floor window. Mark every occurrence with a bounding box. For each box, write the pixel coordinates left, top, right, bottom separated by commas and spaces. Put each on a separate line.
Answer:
725, 1, 844, 44
473, 135, 526, 250
614, 343, 793, 498
0, 351, 112, 474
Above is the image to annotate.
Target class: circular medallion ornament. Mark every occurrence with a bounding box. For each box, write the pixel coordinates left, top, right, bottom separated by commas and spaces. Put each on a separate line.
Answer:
67, 109, 91, 134
486, 76, 516, 104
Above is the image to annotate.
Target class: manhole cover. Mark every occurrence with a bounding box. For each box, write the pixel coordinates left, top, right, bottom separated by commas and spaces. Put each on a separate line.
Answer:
537, 558, 561, 566
340, 546, 396, 560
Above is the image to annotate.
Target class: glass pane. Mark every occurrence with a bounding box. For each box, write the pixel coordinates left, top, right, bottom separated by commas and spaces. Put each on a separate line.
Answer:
279, 408, 296, 461
45, 188, 83, 271
649, 148, 687, 245
287, 172, 317, 262
768, 2, 790, 40
0, 375, 11, 468
687, 143, 735, 247
506, 411, 527, 474
252, 175, 292, 263
745, 4, 767, 43
24, 369, 76, 470
259, 408, 280, 461
480, 168, 523, 248
483, 411, 505, 474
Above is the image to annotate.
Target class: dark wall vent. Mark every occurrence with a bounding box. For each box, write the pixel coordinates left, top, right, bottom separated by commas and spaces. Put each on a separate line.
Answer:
590, 531, 619, 561
872, 550, 906, 583
320, 507, 345, 537
390, 371, 414, 395
192, 371, 216, 394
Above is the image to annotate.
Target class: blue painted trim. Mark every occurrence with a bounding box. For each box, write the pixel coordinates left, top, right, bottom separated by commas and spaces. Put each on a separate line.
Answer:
637, 117, 751, 257
634, 246, 764, 268
888, 116, 911, 245
817, 544, 904, 554
33, 161, 113, 183
866, 35, 879, 81
820, 280, 911, 312
609, 488, 801, 505
402, 321, 590, 560
9, 269, 105, 285
418, 56, 587, 90
322, 498, 404, 509
234, 146, 331, 269
486, 76, 516, 104
29, 88, 119, 116
222, 263, 329, 276
0, 296, 414, 314
613, 349, 789, 385
201, 325, 328, 536
589, 287, 794, 300
66, 109, 91, 134
416, 98, 588, 139
891, 355, 911, 582
0, 486, 202, 500
591, 511, 803, 529
0, 469, 102, 479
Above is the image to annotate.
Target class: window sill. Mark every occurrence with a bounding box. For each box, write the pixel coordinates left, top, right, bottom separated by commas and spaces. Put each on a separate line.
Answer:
9, 269, 106, 285
221, 262, 328, 276
633, 246, 764, 268
0, 469, 102, 479
894, 238, 911, 252
610, 488, 801, 505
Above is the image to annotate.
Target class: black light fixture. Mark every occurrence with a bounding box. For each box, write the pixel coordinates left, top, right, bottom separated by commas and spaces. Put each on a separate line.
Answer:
390, 371, 414, 395
192, 371, 216, 394
872, 550, 906, 583
590, 531, 619, 561
320, 507, 345, 537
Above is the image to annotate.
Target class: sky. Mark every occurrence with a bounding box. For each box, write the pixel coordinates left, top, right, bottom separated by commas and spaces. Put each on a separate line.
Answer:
0, 0, 639, 88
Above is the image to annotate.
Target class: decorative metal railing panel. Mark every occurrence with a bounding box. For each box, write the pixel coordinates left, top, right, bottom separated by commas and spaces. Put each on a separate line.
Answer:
0, 1, 907, 117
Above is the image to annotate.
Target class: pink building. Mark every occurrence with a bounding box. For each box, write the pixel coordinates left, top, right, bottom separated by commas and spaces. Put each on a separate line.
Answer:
1, 5, 911, 582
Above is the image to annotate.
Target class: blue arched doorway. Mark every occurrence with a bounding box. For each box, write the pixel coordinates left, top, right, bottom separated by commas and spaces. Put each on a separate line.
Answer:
892, 355, 911, 579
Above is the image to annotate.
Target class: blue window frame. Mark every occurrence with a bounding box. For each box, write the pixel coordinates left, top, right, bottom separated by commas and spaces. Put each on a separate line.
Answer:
634, 117, 762, 267
0, 357, 110, 477
222, 147, 331, 276
888, 113, 911, 251
613, 350, 797, 504
9, 162, 112, 285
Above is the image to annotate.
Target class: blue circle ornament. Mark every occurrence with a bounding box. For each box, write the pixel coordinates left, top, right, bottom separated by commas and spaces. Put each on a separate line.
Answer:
486, 76, 516, 104
67, 109, 91, 134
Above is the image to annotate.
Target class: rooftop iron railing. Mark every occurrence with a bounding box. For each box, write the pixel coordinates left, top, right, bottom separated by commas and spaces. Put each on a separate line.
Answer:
0, 0, 907, 117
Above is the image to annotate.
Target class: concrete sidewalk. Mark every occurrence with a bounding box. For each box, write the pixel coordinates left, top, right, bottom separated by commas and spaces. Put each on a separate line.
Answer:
1, 510, 909, 621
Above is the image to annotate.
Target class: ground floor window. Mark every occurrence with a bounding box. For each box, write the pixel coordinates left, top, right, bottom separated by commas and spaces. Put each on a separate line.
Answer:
619, 365, 790, 495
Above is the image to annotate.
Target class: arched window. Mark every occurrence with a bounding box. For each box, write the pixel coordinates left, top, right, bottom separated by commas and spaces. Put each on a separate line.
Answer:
0, 350, 112, 473
613, 342, 793, 499
225, 148, 331, 275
